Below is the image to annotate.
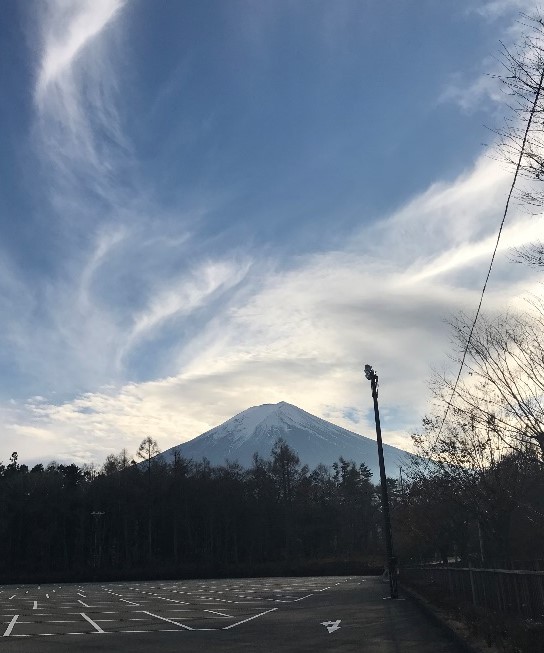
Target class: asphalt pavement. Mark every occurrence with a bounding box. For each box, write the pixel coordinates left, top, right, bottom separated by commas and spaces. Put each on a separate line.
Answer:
0, 575, 466, 652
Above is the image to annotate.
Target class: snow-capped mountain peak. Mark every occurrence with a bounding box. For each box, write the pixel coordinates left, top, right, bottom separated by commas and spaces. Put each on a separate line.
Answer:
209, 401, 310, 443
159, 401, 412, 480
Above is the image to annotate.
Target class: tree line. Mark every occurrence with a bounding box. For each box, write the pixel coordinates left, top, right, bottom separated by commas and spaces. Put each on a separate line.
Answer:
0, 440, 387, 581
399, 13, 544, 571
2, 355, 543, 584
400, 306, 544, 569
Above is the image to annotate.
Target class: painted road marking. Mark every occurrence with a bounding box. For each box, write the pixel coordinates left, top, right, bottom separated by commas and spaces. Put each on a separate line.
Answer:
141, 611, 193, 630
0, 576, 349, 639
80, 613, 105, 633
154, 595, 188, 604
223, 608, 277, 630
204, 609, 233, 618
3, 615, 18, 636
322, 619, 341, 633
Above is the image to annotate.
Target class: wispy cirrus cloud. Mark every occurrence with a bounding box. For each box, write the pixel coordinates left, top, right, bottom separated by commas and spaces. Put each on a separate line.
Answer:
5, 148, 542, 465
13, 0, 246, 399
441, 0, 538, 113
36, 0, 125, 100
471, 0, 537, 20
4, 0, 544, 470
117, 258, 252, 368
439, 71, 505, 113
34, 0, 129, 206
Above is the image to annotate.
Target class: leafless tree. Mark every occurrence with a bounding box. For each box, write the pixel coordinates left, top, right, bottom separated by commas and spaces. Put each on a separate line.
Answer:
434, 308, 544, 457
495, 14, 544, 205
136, 437, 161, 558
410, 404, 536, 564
136, 436, 161, 476
493, 13, 544, 269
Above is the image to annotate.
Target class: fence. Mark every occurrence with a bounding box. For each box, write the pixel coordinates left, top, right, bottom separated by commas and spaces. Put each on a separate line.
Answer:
404, 566, 544, 621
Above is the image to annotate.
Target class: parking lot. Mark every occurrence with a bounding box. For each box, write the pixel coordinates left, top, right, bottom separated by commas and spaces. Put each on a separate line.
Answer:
0, 576, 343, 637
0, 576, 465, 652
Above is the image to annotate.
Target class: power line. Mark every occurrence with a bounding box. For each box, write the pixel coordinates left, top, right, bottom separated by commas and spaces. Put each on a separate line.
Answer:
433, 63, 544, 447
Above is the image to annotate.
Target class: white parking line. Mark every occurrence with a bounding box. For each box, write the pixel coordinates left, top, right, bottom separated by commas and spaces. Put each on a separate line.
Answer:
119, 599, 140, 605
223, 608, 277, 630
155, 596, 188, 604
204, 610, 233, 618
3, 615, 18, 636
80, 612, 105, 633
141, 611, 193, 630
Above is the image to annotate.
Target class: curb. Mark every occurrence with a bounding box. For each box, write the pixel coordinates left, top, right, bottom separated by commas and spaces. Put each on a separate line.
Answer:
401, 584, 488, 653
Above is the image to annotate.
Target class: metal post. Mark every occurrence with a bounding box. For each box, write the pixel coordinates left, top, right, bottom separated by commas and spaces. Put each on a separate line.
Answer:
364, 364, 398, 599
91, 511, 105, 568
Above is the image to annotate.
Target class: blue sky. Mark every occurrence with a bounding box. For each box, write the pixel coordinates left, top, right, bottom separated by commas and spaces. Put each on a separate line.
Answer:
1, 0, 543, 466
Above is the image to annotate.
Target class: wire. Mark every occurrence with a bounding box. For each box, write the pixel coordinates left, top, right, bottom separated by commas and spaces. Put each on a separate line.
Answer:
433, 63, 544, 450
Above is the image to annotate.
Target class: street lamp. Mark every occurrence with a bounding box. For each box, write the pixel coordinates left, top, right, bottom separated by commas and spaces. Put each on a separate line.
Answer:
364, 364, 398, 599
91, 511, 105, 569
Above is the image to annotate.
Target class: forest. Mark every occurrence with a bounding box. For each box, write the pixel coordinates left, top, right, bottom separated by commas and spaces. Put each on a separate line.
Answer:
0, 440, 384, 582
1, 400, 543, 583
3, 297, 544, 582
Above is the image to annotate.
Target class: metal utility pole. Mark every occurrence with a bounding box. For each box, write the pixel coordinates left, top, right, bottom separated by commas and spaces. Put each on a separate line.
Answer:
91, 511, 105, 569
364, 364, 398, 599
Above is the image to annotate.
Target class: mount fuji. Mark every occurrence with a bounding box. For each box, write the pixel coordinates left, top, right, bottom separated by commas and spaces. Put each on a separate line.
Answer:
159, 401, 412, 481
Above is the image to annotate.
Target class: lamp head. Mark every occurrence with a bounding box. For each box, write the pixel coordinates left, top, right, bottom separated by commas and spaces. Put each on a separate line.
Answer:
364, 364, 374, 381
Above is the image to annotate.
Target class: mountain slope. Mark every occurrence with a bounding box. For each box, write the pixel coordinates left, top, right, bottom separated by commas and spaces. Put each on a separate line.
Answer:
159, 401, 412, 481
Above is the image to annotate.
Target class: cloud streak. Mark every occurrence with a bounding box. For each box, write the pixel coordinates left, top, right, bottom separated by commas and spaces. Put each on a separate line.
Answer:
36, 0, 125, 100
34, 0, 129, 207
5, 147, 542, 465
3, 0, 543, 470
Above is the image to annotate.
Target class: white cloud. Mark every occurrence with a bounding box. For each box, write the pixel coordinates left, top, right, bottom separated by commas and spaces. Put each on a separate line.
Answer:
36, 0, 125, 101
4, 149, 543, 466
33, 0, 129, 206
5, 0, 543, 468
441, 1, 539, 112
77, 227, 127, 312
439, 72, 505, 113
117, 259, 252, 366
471, 0, 537, 20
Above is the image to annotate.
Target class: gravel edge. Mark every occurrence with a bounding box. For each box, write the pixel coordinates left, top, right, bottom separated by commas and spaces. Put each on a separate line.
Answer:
401, 584, 500, 653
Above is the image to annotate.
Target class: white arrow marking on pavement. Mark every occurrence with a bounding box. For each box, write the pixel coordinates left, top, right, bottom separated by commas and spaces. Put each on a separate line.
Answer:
321, 619, 341, 633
